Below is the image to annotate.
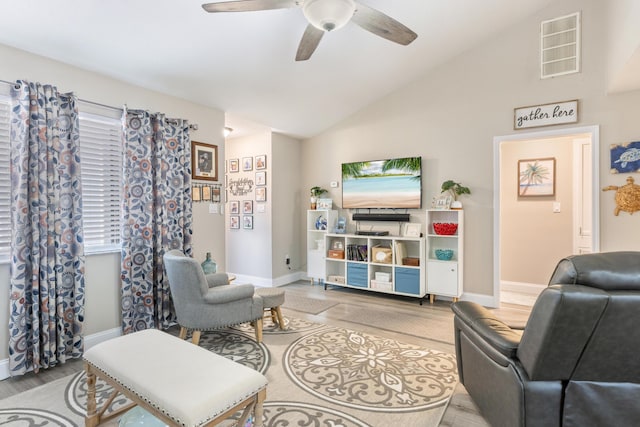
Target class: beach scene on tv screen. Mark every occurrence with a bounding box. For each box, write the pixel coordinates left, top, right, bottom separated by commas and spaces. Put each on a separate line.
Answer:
342, 157, 421, 208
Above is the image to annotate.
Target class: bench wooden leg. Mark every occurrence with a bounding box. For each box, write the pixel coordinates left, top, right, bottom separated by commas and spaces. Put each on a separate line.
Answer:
254, 387, 267, 427
254, 318, 263, 343
85, 364, 99, 427
270, 308, 277, 324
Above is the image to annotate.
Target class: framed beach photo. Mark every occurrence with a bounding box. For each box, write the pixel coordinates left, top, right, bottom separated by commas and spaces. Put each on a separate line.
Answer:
191, 141, 218, 181
518, 157, 556, 197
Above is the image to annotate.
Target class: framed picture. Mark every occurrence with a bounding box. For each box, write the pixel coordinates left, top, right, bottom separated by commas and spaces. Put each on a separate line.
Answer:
431, 194, 452, 210
518, 157, 556, 197
610, 141, 640, 174
255, 155, 267, 170
317, 198, 333, 209
256, 187, 266, 202
229, 159, 239, 173
243, 215, 253, 229
230, 215, 240, 229
242, 157, 253, 172
191, 141, 218, 181
403, 223, 421, 237
201, 185, 211, 202
243, 200, 253, 214
229, 200, 240, 214
255, 171, 266, 186
192, 184, 201, 202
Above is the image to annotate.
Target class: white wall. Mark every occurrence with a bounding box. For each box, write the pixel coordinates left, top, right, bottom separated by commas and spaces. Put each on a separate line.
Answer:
225, 132, 273, 283
0, 43, 226, 362
300, 0, 640, 299
271, 133, 302, 281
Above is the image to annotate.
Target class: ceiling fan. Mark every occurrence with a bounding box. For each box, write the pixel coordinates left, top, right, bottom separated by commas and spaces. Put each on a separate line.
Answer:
201, 0, 418, 61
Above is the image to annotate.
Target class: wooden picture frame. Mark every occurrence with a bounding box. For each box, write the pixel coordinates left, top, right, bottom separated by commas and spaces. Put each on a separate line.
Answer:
191, 141, 218, 181
518, 157, 556, 197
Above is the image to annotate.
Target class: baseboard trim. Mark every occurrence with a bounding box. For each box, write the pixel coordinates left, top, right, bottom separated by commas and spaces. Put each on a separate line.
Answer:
501, 280, 545, 295
0, 327, 122, 381
461, 292, 499, 308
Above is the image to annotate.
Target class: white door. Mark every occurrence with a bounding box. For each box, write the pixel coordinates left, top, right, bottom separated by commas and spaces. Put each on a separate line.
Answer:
573, 137, 593, 254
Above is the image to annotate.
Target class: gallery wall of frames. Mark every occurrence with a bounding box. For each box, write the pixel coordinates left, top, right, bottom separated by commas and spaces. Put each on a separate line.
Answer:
226, 154, 267, 231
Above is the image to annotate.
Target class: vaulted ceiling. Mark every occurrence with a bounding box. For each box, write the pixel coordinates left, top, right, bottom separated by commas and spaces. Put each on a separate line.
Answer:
0, 0, 557, 138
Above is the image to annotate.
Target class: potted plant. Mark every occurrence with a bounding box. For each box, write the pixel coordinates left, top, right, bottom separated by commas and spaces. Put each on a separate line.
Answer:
441, 180, 471, 209
310, 186, 327, 210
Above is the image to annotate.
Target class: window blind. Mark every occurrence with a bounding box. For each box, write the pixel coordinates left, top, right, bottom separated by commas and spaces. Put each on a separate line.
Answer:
79, 112, 123, 252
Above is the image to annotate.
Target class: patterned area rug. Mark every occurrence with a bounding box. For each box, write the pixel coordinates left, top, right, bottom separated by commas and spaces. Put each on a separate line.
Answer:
0, 317, 457, 426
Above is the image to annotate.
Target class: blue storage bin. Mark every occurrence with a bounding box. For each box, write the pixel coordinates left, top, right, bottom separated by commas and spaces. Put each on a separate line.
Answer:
395, 267, 420, 295
347, 262, 368, 288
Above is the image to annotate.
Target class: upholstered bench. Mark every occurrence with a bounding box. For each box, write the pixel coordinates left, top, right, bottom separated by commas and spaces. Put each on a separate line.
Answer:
255, 287, 286, 330
83, 329, 267, 427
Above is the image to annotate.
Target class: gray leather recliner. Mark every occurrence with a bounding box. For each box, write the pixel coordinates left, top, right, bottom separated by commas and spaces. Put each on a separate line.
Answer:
451, 251, 640, 427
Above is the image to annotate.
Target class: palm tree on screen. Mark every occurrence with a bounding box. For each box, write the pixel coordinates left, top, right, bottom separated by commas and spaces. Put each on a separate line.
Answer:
342, 162, 369, 179
382, 157, 421, 181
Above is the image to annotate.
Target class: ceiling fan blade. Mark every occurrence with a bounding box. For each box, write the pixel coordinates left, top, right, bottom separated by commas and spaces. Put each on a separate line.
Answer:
202, 0, 298, 13
296, 24, 325, 61
351, 2, 417, 46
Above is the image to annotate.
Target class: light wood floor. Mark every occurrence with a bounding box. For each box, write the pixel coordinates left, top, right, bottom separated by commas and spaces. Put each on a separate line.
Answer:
0, 280, 531, 426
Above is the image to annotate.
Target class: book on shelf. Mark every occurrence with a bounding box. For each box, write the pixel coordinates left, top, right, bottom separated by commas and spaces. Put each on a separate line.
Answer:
347, 244, 368, 261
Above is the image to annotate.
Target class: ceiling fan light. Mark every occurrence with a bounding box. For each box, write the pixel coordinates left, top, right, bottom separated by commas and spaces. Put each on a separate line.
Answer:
303, 0, 356, 32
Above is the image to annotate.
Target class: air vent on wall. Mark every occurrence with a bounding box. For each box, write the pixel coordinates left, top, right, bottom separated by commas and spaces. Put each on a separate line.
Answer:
540, 12, 581, 79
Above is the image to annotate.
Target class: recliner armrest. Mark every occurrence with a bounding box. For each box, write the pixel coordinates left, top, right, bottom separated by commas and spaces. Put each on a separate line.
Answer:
204, 284, 255, 304
452, 301, 522, 358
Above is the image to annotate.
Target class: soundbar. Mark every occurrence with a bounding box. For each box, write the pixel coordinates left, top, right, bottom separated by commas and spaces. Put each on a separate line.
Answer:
355, 231, 389, 236
352, 213, 411, 222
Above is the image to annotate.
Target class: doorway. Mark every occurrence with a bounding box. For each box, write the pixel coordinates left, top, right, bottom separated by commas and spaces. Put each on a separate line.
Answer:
493, 126, 600, 308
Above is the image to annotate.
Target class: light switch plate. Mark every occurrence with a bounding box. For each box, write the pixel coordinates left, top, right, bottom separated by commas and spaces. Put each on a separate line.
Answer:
553, 202, 561, 213
209, 203, 218, 214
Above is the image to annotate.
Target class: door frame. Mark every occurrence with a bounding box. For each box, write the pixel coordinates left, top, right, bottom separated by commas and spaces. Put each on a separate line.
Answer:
492, 125, 600, 308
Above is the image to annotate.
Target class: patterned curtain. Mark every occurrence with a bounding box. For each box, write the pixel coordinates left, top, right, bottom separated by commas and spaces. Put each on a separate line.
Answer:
120, 110, 193, 333
8, 80, 85, 376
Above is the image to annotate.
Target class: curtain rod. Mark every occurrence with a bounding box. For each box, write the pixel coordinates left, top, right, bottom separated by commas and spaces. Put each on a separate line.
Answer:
0, 79, 198, 130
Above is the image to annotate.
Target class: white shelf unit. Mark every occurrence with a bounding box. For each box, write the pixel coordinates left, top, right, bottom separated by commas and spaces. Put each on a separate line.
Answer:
324, 233, 426, 299
307, 210, 338, 284
426, 209, 464, 303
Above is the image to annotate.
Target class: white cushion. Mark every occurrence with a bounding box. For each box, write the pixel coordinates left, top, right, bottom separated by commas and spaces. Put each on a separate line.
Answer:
84, 329, 267, 427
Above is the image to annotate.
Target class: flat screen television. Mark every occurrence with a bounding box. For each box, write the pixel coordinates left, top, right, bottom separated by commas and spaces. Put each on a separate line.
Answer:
342, 156, 422, 209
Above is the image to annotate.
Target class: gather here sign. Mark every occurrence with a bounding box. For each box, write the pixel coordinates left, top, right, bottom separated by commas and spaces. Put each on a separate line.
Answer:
514, 100, 579, 130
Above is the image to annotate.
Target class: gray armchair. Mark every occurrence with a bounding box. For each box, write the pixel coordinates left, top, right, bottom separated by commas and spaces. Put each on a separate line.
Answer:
163, 250, 263, 345
452, 251, 640, 427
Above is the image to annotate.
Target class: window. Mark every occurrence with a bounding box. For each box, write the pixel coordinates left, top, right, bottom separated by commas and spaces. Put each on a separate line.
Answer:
78, 112, 123, 253
0, 96, 10, 260
0, 99, 123, 260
